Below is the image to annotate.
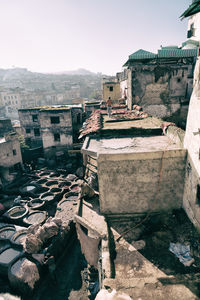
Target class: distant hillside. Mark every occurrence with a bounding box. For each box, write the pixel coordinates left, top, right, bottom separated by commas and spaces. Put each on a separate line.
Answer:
0, 67, 105, 98
53, 68, 97, 76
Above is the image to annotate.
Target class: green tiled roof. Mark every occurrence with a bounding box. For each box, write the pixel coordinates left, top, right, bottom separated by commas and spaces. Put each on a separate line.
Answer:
123, 47, 198, 66
181, 0, 200, 18
182, 40, 199, 48
129, 49, 157, 60
158, 48, 198, 58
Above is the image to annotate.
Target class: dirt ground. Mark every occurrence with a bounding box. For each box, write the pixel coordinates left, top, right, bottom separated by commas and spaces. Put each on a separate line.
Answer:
111, 208, 200, 298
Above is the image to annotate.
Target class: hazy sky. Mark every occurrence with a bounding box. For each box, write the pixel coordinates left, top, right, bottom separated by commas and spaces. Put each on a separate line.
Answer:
0, 0, 191, 75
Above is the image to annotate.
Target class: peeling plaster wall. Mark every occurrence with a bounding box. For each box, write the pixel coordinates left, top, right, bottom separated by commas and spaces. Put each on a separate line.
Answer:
187, 12, 200, 42
98, 150, 186, 215
0, 135, 22, 181
127, 63, 193, 127
0, 136, 22, 168
18, 109, 43, 147
39, 110, 73, 156
183, 57, 200, 230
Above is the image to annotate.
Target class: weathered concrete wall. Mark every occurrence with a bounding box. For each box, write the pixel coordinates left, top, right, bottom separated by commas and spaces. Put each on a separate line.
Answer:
187, 12, 200, 42
98, 150, 186, 215
183, 57, 200, 229
127, 63, 193, 127
39, 110, 73, 156
19, 108, 74, 154
0, 135, 22, 168
18, 109, 42, 147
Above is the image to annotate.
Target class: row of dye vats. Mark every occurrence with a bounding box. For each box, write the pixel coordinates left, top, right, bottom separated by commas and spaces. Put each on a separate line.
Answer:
0, 169, 82, 294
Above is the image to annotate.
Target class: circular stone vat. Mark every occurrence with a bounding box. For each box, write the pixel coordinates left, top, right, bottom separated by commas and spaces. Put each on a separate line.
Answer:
28, 199, 45, 210
40, 171, 51, 176
37, 178, 47, 184
21, 185, 37, 193
11, 230, 27, 245
46, 181, 58, 187
8, 257, 38, 293
49, 173, 60, 178
58, 181, 71, 188
23, 211, 47, 226
6, 206, 28, 220
50, 188, 62, 193
0, 240, 10, 252
70, 184, 81, 193
37, 186, 49, 193
65, 191, 79, 201
65, 191, 79, 198
0, 247, 21, 274
0, 227, 16, 240
41, 192, 54, 203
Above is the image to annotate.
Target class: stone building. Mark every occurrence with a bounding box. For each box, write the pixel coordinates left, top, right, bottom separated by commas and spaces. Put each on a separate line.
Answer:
84, 101, 101, 118
102, 78, 121, 102
120, 46, 197, 128
18, 105, 83, 157
0, 133, 22, 183
180, 1, 200, 230
81, 107, 186, 216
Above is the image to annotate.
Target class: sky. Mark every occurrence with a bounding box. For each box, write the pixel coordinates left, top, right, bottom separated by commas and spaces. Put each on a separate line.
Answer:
0, 0, 192, 75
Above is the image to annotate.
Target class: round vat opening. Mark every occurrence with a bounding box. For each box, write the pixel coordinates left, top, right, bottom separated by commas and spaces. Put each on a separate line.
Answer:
65, 191, 79, 201
58, 181, 71, 188
23, 211, 47, 225
0, 226, 16, 239
11, 230, 27, 245
37, 186, 49, 193
7, 206, 28, 220
37, 178, 47, 184
41, 192, 54, 202
70, 184, 81, 192
49, 173, 60, 178
28, 199, 45, 210
0, 248, 21, 265
46, 181, 58, 187
21, 185, 37, 193
50, 188, 62, 193
40, 171, 51, 176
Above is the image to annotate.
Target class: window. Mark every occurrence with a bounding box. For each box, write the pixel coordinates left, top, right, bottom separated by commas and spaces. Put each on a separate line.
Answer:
26, 128, 31, 134
197, 184, 200, 205
54, 133, 60, 142
4, 96, 6, 100
13, 149, 17, 156
77, 113, 81, 124
187, 23, 195, 38
109, 86, 113, 92
32, 114, 38, 122
34, 128, 40, 136
51, 116, 60, 124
